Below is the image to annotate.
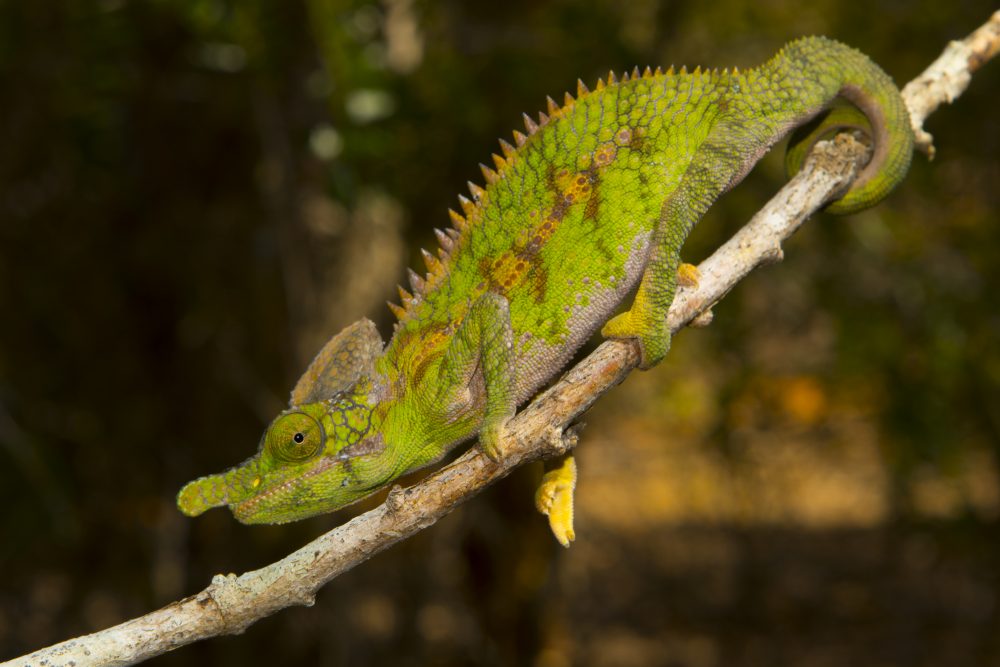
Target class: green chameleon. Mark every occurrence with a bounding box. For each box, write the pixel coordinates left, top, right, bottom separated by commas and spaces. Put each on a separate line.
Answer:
178, 37, 913, 545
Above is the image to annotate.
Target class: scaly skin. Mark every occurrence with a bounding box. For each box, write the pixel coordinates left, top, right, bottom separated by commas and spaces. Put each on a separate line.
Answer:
178, 37, 912, 531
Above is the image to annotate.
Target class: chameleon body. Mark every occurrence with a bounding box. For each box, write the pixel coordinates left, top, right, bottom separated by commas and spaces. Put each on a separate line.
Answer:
178, 37, 912, 537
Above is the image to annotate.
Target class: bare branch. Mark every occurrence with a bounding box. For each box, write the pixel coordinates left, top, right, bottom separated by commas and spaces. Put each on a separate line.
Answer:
901, 9, 1000, 157
5, 15, 998, 667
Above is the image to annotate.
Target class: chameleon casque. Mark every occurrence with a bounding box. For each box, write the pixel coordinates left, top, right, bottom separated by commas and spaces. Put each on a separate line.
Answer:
178, 37, 913, 545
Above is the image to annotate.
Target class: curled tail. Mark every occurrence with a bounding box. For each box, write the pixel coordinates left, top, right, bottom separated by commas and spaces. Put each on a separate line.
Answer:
777, 36, 913, 214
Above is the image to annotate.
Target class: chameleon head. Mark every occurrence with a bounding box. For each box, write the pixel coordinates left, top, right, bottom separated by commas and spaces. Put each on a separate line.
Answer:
177, 389, 391, 524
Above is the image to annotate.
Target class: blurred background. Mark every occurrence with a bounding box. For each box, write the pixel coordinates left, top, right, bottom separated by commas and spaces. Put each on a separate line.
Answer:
1, 1, 998, 665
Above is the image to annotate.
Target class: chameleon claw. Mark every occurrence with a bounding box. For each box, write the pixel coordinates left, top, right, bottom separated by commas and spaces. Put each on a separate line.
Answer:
535, 455, 577, 547
478, 419, 510, 462
677, 262, 701, 289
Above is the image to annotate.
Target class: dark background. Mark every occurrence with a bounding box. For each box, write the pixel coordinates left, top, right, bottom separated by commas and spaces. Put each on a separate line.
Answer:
2, 1, 999, 665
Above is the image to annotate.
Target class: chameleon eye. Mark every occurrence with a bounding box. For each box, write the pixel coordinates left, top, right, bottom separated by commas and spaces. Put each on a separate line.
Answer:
265, 411, 325, 463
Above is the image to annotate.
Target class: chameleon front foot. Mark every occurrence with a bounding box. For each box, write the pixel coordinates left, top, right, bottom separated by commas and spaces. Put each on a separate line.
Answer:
478, 418, 511, 462
535, 455, 577, 547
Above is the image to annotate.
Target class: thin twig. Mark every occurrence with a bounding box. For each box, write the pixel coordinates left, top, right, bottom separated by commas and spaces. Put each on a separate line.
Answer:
5, 15, 998, 667
901, 9, 1000, 157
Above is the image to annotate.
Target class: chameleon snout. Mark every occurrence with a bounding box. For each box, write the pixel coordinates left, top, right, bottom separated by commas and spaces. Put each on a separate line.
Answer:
176, 474, 232, 517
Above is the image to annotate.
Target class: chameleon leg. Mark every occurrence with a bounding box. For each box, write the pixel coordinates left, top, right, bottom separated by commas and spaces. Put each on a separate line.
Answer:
600, 221, 685, 369
602, 129, 741, 369
535, 454, 577, 547
438, 292, 516, 461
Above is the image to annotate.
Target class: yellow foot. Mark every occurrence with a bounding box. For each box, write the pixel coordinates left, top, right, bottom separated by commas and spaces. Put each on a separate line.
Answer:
601, 308, 670, 369
677, 262, 701, 288
535, 455, 577, 547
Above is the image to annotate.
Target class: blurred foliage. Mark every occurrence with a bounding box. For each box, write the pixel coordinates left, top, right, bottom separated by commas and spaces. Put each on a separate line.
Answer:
1, 1, 999, 665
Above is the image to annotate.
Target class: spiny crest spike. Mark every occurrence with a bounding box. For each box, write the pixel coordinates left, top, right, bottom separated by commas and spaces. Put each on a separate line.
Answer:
643, 65, 653, 78
546, 95, 559, 115
434, 228, 453, 252
491, 153, 506, 171
537, 111, 549, 125
445, 228, 460, 241
407, 267, 425, 293
420, 248, 442, 273
620, 71, 629, 83
397, 285, 413, 305
512, 129, 527, 147
576, 79, 589, 96
665, 65, 673, 75
387, 301, 406, 320
607, 70, 617, 85
522, 112, 539, 134
732, 65, 739, 75
655, 66, 664, 76
457, 194, 475, 215
563, 91, 574, 106
595, 77, 605, 91
631, 66, 640, 79
498, 138, 515, 158
467, 181, 486, 201
693, 65, 701, 76
447, 208, 467, 231
679, 65, 687, 75
479, 163, 498, 184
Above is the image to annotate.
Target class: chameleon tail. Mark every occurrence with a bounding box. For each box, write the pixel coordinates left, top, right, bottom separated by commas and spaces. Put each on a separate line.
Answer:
780, 37, 914, 214
785, 102, 872, 187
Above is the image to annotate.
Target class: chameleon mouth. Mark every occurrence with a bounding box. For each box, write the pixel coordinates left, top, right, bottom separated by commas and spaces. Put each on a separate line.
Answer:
232, 456, 343, 524
230, 432, 390, 523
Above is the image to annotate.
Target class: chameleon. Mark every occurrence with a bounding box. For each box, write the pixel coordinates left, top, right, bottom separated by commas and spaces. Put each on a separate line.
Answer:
177, 37, 913, 545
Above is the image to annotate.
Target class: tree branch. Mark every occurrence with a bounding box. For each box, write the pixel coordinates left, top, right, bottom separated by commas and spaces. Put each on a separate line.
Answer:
901, 9, 1000, 157
5, 15, 998, 667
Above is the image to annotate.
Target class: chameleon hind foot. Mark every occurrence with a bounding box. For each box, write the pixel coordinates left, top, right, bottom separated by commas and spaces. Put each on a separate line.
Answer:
601, 263, 700, 368
601, 303, 671, 370
535, 455, 577, 547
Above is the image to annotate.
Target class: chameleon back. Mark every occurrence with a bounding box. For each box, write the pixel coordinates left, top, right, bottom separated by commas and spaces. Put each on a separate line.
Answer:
384, 67, 731, 402
382, 37, 911, 400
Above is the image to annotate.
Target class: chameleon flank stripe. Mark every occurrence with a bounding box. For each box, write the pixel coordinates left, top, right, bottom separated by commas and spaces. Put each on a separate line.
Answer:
178, 37, 912, 532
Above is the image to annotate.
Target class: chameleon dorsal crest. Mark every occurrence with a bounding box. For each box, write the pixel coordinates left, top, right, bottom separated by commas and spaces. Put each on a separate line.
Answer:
290, 318, 383, 406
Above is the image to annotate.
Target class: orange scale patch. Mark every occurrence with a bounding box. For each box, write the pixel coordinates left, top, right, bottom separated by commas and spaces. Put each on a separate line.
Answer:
592, 142, 618, 168
482, 252, 529, 293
